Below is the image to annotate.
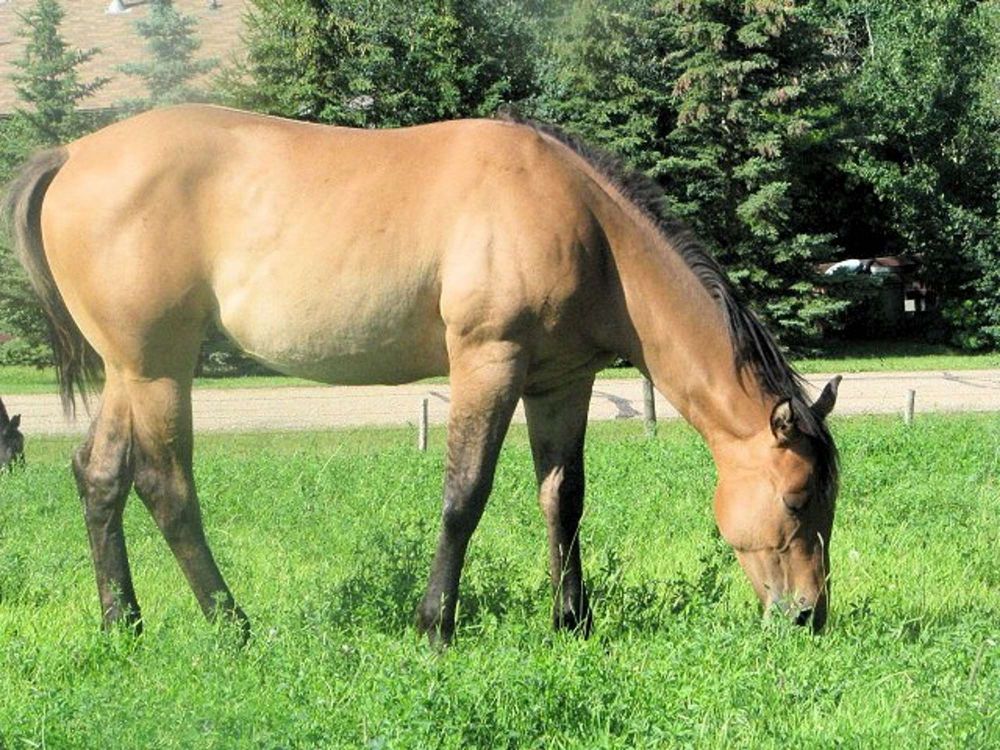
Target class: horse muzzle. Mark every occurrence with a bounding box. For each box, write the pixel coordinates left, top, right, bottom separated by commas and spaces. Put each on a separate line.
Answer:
767, 590, 827, 632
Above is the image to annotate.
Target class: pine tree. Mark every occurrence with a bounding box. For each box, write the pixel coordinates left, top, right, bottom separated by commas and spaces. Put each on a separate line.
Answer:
532, 0, 671, 176
8, 0, 107, 145
220, 0, 538, 127
119, 0, 217, 109
1, 0, 107, 367
662, 0, 849, 347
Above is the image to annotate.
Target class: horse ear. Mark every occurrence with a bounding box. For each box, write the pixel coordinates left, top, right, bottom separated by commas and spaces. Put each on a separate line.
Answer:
9, 414, 20, 431
770, 399, 796, 443
811, 375, 842, 421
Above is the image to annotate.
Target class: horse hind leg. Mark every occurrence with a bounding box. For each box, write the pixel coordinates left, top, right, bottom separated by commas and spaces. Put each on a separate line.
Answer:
128, 375, 249, 639
72, 377, 141, 631
523, 376, 595, 636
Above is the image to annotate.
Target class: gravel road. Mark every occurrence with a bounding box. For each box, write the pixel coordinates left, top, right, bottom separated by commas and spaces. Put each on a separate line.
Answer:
4, 370, 999, 436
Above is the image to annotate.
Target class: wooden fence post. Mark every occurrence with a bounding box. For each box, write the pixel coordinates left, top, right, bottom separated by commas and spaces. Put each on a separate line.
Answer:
643, 378, 657, 437
904, 389, 915, 426
418, 397, 429, 451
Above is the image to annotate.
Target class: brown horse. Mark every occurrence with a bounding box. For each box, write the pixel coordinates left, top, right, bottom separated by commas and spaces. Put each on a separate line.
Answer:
0, 397, 24, 471
5, 105, 839, 642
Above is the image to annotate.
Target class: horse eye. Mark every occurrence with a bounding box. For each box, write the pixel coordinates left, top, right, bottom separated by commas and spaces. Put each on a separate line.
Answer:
782, 491, 809, 511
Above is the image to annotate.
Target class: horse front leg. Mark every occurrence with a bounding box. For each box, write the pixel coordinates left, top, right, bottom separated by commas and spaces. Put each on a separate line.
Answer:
416, 339, 527, 645
523, 376, 595, 635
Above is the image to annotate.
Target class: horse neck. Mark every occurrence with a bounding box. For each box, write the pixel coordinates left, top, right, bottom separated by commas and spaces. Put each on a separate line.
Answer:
598, 206, 775, 448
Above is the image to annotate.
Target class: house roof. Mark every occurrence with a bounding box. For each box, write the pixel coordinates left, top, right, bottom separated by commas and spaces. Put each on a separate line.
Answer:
818, 255, 919, 275
871, 256, 917, 269
0, 0, 247, 115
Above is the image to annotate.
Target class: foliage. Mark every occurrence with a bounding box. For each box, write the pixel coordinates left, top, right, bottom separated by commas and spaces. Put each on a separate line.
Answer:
0, 291, 52, 368
118, 0, 218, 109
656, 0, 852, 346
219, 0, 539, 126
0, 0, 108, 368
0, 417, 998, 745
838, 0, 1000, 349
7, 0, 108, 144
530, 0, 671, 175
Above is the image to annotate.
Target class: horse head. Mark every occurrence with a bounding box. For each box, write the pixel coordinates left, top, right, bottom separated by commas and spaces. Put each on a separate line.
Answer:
0, 397, 25, 471
713, 376, 841, 631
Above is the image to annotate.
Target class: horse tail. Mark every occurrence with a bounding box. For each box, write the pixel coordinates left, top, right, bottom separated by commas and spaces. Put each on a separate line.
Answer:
3, 147, 101, 414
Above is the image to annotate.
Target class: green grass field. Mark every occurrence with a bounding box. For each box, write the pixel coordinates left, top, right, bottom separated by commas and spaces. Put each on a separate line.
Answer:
1, 415, 998, 748
1, 341, 998, 394
0, 365, 319, 394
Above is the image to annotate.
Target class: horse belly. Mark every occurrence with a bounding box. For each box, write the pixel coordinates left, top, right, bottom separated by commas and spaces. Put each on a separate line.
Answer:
215, 277, 449, 385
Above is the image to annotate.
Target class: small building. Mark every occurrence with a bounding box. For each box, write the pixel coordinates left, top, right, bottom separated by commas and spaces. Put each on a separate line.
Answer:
821, 255, 934, 335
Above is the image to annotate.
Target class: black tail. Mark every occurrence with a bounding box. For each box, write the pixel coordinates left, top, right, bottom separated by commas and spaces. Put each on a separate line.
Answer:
3, 148, 102, 414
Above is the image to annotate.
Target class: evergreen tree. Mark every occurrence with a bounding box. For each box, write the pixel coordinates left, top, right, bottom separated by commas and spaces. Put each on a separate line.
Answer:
8, 0, 107, 145
1, 0, 107, 367
220, 0, 538, 127
119, 0, 217, 109
661, 0, 850, 346
532, 0, 671, 176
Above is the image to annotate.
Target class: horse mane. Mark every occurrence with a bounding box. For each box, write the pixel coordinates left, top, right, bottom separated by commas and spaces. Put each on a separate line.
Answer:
500, 112, 838, 499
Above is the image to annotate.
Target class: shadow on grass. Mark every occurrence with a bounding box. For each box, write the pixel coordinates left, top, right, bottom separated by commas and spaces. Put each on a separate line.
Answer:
309, 520, 544, 635
589, 533, 735, 636
304, 520, 740, 638
316, 521, 430, 634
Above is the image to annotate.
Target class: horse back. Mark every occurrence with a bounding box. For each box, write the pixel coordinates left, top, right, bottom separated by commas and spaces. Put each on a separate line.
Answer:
40, 106, 612, 384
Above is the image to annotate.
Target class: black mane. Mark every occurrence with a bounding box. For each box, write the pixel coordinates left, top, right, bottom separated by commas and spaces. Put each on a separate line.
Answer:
500, 112, 837, 498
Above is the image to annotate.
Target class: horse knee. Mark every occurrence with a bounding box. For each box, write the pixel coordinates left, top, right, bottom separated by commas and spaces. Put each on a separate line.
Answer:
441, 499, 476, 538
155, 501, 201, 544
441, 476, 491, 537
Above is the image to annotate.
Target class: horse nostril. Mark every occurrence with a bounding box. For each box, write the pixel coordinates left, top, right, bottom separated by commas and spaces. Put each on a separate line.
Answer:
794, 608, 813, 626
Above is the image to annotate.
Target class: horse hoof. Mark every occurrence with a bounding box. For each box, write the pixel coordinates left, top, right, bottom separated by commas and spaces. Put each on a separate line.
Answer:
415, 609, 454, 648
554, 605, 593, 638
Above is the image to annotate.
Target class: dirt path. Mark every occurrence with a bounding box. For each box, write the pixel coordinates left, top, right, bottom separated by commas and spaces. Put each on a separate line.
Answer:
5, 370, 1000, 436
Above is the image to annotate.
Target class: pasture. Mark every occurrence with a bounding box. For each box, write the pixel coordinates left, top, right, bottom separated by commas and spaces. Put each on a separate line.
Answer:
4, 340, 1000, 394
1, 414, 997, 748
